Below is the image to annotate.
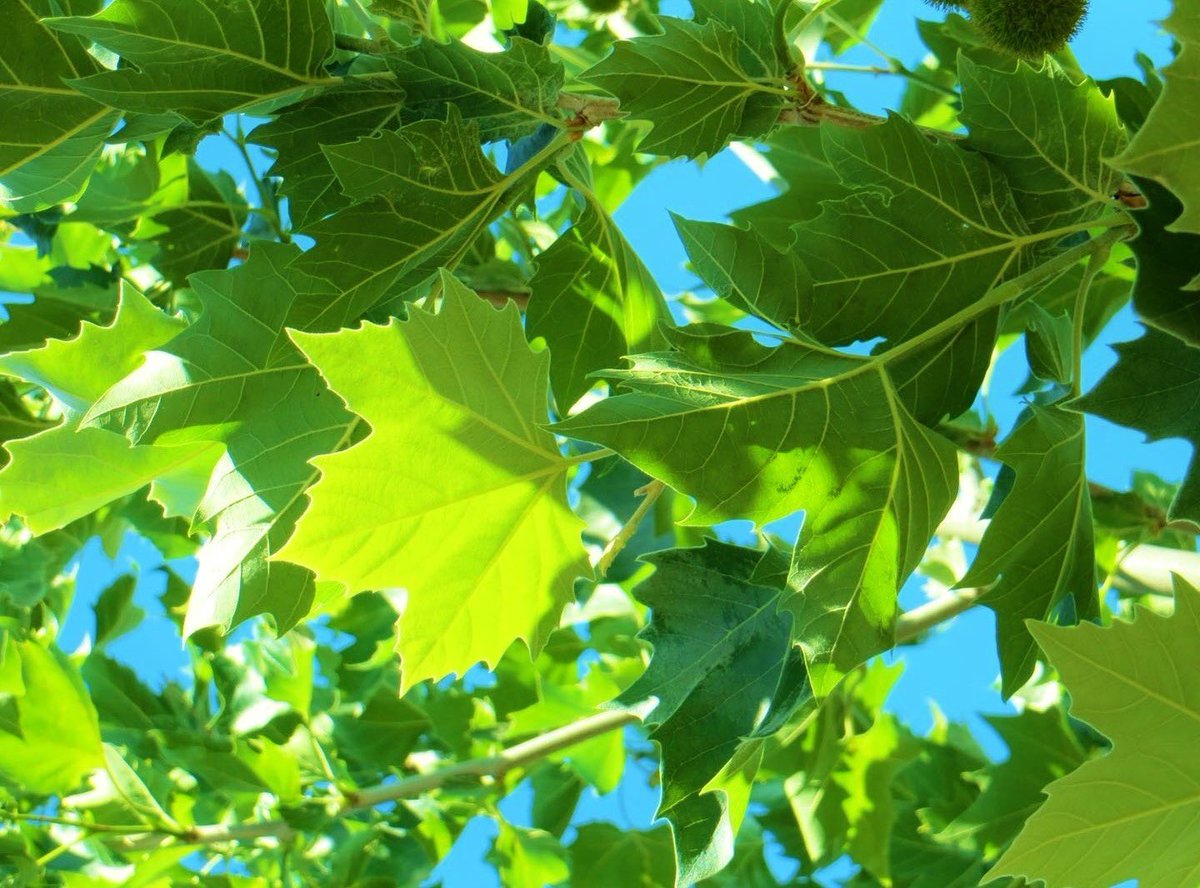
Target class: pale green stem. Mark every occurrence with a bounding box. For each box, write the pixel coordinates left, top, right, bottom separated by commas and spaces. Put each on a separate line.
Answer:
1070, 245, 1110, 398
597, 480, 667, 576
112, 709, 641, 851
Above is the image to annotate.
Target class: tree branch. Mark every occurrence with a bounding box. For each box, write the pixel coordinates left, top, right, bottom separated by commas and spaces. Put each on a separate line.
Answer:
105, 710, 641, 852
894, 587, 988, 644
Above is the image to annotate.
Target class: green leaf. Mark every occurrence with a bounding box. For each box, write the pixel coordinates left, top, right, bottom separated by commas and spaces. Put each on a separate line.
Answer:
385, 37, 563, 142
0, 1, 117, 212
960, 58, 1128, 232
960, 406, 1096, 696
620, 541, 800, 810
1077, 327, 1200, 525
248, 83, 405, 230
583, 11, 788, 158
278, 274, 587, 691
527, 205, 668, 409
82, 246, 357, 635
1113, 3, 1200, 234
333, 692, 430, 772
46, 0, 337, 123
555, 326, 958, 694
489, 821, 570, 888
988, 579, 1200, 888
1126, 178, 1200, 346
940, 708, 1085, 855
0, 641, 103, 794
1023, 305, 1075, 385
729, 127, 852, 248
569, 822, 676, 888
93, 574, 145, 648
371, 0, 434, 35
790, 117, 1031, 349
833, 714, 918, 883
674, 215, 811, 335
290, 111, 548, 329
0, 288, 220, 534
147, 160, 249, 286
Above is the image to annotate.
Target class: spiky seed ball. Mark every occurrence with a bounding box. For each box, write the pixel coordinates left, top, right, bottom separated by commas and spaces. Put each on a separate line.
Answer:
969, 0, 1089, 58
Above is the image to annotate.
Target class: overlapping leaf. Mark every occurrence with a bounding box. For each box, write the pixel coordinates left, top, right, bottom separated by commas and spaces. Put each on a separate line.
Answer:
555, 326, 958, 694
277, 275, 588, 691
249, 84, 405, 230
0, 288, 219, 534
1077, 327, 1200, 525
1126, 178, 1200, 345
527, 205, 668, 409
83, 246, 356, 635
619, 541, 801, 811
290, 112, 547, 330
46, 0, 336, 122
1113, 3, 1200, 234
0, 1, 118, 212
583, 4, 788, 158
790, 117, 1032, 348
960, 58, 1127, 232
386, 37, 563, 141
959, 406, 1097, 696
940, 708, 1085, 855
0, 641, 103, 794
990, 580, 1200, 888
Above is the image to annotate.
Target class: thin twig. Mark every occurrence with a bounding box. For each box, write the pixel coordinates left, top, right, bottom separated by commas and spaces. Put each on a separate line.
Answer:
334, 32, 394, 54
111, 709, 641, 851
597, 480, 667, 576
1070, 245, 1110, 398
894, 587, 988, 644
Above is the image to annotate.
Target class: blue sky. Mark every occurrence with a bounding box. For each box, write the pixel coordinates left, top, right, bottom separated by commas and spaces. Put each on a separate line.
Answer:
47, 0, 1187, 884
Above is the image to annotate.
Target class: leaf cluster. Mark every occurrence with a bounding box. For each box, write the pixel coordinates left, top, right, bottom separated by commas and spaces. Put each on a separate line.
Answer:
1, 0, 1199, 885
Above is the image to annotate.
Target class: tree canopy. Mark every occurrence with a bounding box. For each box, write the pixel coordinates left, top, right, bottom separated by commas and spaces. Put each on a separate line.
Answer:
1, 0, 1199, 885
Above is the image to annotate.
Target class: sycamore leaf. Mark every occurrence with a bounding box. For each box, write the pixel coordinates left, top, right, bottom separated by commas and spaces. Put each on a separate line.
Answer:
1077, 327, 1200, 525
290, 112, 546, 330
619, 541, 801, 812
371, 0, 434, 35
583, 11, 788, 158
959, 406, 1096, 697
0, 641, 103, 794
0, 1, 118, 212
1113, 3, 1200, 234
45, 0, 337, 123
674, 215, 811, 335
527, 206, 668, 410
277, 274, 587, 692
82, 246, 357, 635
940, 708, 1086, 856
833, 714, 918, 883
148, 160, 249, 286
248, 84, 405, 230
989, 579, 1200, 888
0, 288, 219, 534
555, 326, 958, 694
570, 823, 676, 888
1127, 178, 1200, 346
790, 117, 1031, 349
729, 127, 852, 248
960, 58, 1127, 232
490, 821, 569, 888
386, 37, 564, 142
